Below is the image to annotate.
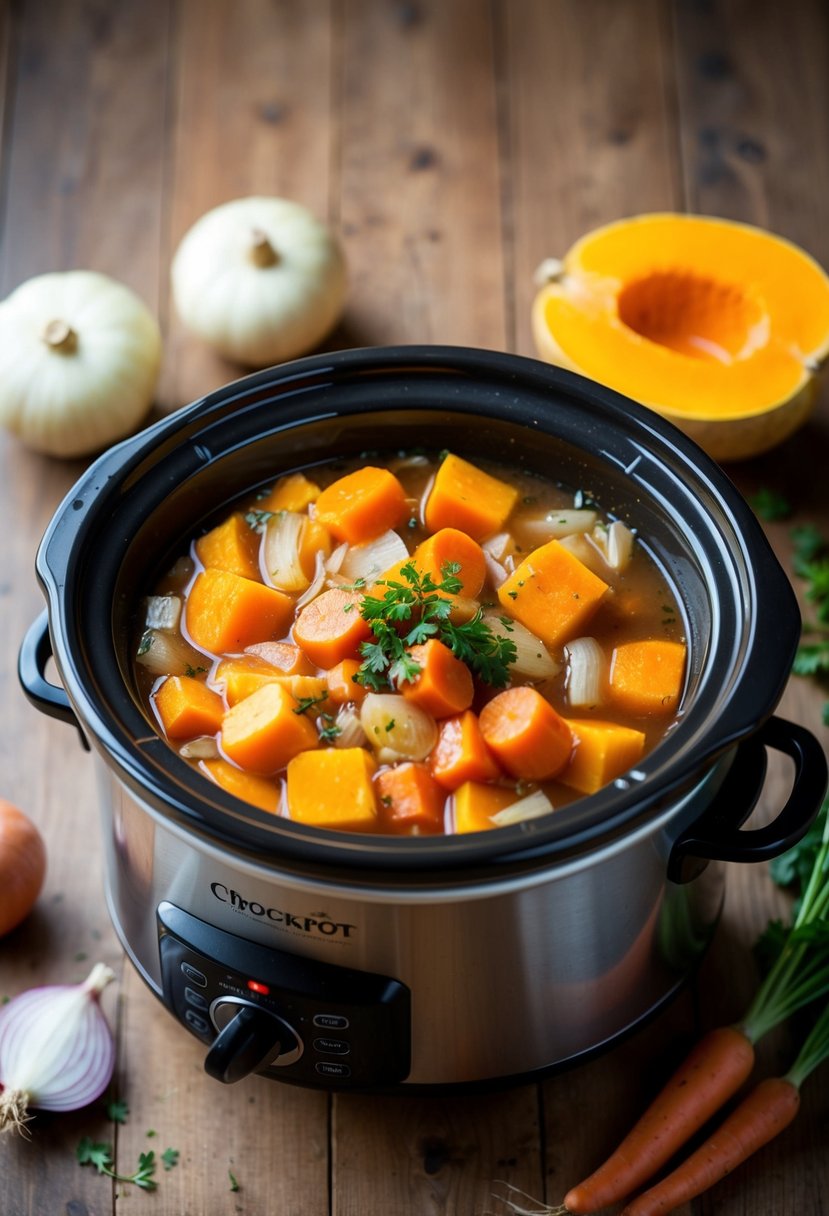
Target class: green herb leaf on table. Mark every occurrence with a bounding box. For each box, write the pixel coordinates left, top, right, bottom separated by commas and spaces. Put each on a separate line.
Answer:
750, 488, 793, 521
355, 562, 516, 691
76, 1138, 158, 1191
161, 1146, 180, 1171
106, 1098, 129, 1124
229, 1168, 241, 1192
770, 800, 828, 897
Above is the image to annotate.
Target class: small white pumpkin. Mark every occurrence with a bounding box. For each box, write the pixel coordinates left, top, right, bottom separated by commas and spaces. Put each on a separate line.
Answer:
0, 271, 161, 458
171, 196, 347, 367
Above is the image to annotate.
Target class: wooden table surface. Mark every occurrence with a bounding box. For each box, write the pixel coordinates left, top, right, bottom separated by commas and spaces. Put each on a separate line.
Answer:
1, 2, 827, 1213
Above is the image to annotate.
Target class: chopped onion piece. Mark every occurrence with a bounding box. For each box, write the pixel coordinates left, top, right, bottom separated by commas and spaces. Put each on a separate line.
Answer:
360, 694, 438, 761
557, 532, 608, 578
179, 736, 220, 760
483, 614, 560, 680
136, 628, 206, 677
565, 636, 606, 707
294, 550, 328, 610
483, 551, 509, 588
340, 530, 409, 584
325, 541, 348, 574
591, 520, 635, 572
143, 595, 181, 632
520, 509, 598, 542
491, 790, 554, 827
262, 511, 310, 592
482, 532, 511, 561
332, 705, 368, 749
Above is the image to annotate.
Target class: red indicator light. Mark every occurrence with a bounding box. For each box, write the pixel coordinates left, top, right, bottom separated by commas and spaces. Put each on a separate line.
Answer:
247, 979, 270, 996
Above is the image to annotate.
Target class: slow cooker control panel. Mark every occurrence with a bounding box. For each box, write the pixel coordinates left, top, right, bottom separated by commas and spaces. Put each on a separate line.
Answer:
157, 902, 411, 1088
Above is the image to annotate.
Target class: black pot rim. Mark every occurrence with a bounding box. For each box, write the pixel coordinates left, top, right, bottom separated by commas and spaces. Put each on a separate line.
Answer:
34, 344, 800, 875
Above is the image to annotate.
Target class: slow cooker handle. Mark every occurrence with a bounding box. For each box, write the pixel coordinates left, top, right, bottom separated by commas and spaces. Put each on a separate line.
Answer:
668, 716, 827, 882
18, 611, 89, 751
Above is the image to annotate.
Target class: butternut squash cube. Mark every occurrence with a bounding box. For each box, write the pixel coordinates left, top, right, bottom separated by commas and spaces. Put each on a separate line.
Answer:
195, 513, 261, 581
452, 781, 517, 833
221, 683, 319, 773
497, 539, 609, 649
154, 675, 224, 740
185, 568, 293, 655
287, 748, 378, 831
609, 640, 687, 715
425, 454, 519, 540
314, 467, 407, 544
560, 719, 646, 795
199, 757, 280, 814
258, 471, 321, 514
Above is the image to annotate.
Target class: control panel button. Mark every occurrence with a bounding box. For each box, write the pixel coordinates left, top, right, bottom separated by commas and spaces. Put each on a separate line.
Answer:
313, 1013, 350, 1030
184, 986, 208, 1010
180, 962, 207, 987
315, 1060, 351, 1078
313, 1037, 350, 1055
185, 1009, 210, 1035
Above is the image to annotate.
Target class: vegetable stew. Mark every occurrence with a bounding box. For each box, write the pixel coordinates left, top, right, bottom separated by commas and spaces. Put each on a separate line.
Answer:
134, 452, 687, 835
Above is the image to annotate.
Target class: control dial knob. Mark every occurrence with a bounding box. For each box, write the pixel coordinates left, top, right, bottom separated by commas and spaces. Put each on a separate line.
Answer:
205, 997, 301, 1084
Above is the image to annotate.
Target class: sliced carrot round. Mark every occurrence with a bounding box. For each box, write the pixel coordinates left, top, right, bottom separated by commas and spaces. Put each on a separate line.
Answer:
479, 686, 573, 780
293, 588, 371, 668
400, 639, 474, 719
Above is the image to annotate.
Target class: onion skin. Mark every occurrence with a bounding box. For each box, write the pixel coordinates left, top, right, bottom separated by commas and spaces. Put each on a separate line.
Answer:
0, 800, 46, 938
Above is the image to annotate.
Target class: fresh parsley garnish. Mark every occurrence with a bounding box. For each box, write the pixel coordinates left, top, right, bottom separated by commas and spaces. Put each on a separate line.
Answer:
293, 693, 328, 715
355, 561, 516, 691
137, 630, 153, 657
184, 664, 207, 678
244, 509, 276, 533
318, 713, 342, 742
751, 488, 793, 521
76, 1139, 158, 1191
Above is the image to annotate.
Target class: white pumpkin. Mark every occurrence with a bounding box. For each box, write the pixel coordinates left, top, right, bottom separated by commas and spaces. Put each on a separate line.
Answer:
0, 271, 161, 458
170, 196, 347, 367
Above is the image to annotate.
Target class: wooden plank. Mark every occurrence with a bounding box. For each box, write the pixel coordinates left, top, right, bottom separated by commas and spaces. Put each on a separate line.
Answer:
336, 0, 507, 350
160, 0, 336, 411
502, 0, 681, 358
0, 3, 170, 1214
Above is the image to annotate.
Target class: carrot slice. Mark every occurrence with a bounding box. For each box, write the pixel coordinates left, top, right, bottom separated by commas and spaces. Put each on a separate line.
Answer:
425, 454, 519, 539
314, 467, 407, 544
286, 748, 378, 831
245, 641, 315, 676
195, 513, 261, 581
497, 539, 609, 649
563, 1026, 756, 1214
293, 587, 371, 668
220, 682, 319, 773
619, 1076, 801, 1216
154, 675, 224, 739
258, 471, 321, 514
375, 762, 446, 833
430, 710, 501, 791
399, 639, 474, 719
413, 528, 487, 596
452, 780, 517, 833
560, 718, 646, 794
186, 568, 293, 654
199, 758, 280, 814
326, 658, 368, 705
609, 640, 687, 716
478, 686, 573, 780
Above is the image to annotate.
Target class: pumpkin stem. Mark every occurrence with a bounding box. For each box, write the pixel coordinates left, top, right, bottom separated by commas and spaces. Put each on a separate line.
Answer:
249, 229, 280, 268
533, 257, 565, 288
41, 319, 78, 354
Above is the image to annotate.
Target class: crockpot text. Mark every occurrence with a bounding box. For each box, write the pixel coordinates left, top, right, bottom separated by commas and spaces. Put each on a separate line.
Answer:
210, 883, 356, 938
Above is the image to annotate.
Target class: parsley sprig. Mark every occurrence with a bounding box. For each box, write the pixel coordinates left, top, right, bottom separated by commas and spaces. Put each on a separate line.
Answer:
790, 525, 829, 722
355, 561, 516, 691
76, 1138, 168, 1191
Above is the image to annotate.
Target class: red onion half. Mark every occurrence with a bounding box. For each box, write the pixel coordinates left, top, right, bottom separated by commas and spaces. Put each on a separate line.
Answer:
0, 963, 116, 1134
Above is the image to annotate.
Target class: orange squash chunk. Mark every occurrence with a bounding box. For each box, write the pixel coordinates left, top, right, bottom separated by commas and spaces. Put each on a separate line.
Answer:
412, 528, 486, 596
497, 539, 609, 649
560, 718, 646, 795
293, 587, 371, 668
186, 568, 293, 655
199, 758, 280, 814
297, 518, 333, 577
453, 781, 517, 833
195, 513, 261, 581
430, 710, 501, 791
258, 471, 321, 514
245, 641, 315, 676
154, 675, 224, 740
214, 655, 285, 706
375, 762, 446, 833
609, 639, 687, 715
221, 683, 318, 773
286, 748, 378, 831
326, 658, 368, 705
424, 454, 519, 540
479, 687, 573, 780
313, 467, 407, 544
400, 640, 474, 719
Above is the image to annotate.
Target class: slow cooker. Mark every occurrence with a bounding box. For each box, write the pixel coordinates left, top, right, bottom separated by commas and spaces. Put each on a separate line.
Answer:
19, 346, 826, 1092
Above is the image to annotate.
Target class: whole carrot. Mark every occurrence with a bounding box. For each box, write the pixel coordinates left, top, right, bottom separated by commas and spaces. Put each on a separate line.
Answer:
618, 1077, 800, 1216
562, 1026, 755, 1213
563, 805, 829, 1215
